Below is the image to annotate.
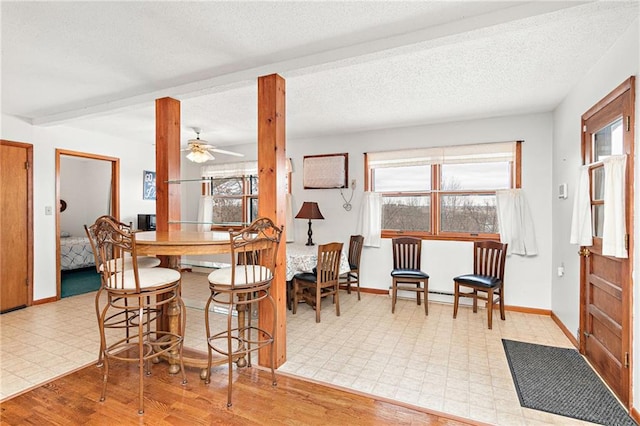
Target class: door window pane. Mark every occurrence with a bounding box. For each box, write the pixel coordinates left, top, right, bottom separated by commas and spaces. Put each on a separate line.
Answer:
441, 195, 498, 233
593, 117, 624, 162
382, 195, 430, 232
592, 167, 604, 201
593, 204, 604, 238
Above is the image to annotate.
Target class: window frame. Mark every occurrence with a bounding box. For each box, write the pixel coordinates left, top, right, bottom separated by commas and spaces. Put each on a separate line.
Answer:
366, 141, 521, 241
201, 163, 291, 231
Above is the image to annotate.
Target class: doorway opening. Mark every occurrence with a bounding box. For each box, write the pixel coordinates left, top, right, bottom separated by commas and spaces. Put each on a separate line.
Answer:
55, 149, 120, 299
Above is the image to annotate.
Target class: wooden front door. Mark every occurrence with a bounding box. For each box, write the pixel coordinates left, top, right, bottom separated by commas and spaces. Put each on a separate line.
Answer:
0, 140, 33, 313
579, 77, 634, 406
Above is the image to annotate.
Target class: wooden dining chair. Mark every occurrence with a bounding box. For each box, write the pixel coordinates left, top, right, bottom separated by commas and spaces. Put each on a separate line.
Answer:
292, 242, 343, 323
453, 240, 508, 329
84, 216, 161, 367
93, 216, 186, 415
339, 235, 364, 300
205, 217, 283, 407
390, 237, 429, 315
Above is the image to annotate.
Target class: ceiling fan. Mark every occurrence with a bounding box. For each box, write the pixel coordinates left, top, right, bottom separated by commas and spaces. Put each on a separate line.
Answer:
183, 127, 244, 163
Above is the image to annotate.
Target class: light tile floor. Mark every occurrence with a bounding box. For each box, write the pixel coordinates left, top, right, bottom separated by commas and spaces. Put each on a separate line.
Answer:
0, 271, 600, 425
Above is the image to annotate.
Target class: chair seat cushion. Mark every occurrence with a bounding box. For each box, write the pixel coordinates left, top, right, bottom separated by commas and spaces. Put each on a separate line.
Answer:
208, 266, 273, 287
100, 256, 160, 271
391, 269, 429, 279
137, 256, 161, 269
293, 272, 317, 283
454, 274, 501, 288
105, 267, 180, 290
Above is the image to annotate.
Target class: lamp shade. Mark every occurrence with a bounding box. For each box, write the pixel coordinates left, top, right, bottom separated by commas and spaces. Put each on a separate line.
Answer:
295, 202, 324, 220
186, 150, 215, 163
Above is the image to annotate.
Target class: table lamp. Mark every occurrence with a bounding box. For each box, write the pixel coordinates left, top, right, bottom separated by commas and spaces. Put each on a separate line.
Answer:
295, 202, 324, 246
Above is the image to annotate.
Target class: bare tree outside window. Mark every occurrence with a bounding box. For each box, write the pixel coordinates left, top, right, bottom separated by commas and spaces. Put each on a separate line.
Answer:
382, 196, 430, 232
206, 176, 258, 225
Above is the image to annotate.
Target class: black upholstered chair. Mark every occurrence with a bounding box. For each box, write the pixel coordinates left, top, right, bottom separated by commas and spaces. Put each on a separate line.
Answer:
339, 234, 364, 300
292, 242, 343, 323
453, 240, 508, 329
390, 237, 429, 315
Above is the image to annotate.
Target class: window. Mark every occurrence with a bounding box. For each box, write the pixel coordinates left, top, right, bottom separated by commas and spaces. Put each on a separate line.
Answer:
367, 141, 521, 240
206, 176, 258, 224
201, 160, 291, 229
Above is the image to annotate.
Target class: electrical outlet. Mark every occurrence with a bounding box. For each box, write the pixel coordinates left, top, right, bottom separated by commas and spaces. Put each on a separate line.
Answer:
45, 206, 53, 215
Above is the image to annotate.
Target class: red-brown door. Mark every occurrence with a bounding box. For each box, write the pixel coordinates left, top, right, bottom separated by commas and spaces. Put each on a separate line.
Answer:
579, 77, 634, 406
1, 140, 33, 312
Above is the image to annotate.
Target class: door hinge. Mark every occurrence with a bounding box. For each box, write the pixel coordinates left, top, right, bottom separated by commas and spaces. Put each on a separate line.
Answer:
626, 116, 631, 132
24, 161, 30, 170
583, 124, 587, 132
625, 234, 629, 251
625, 352, 630, 368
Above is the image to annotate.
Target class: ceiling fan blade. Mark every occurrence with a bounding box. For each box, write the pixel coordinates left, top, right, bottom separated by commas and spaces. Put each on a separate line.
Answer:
211, 148, 244, 157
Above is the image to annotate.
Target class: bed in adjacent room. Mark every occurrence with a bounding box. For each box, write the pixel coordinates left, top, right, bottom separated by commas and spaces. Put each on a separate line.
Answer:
60, 233, 96, 271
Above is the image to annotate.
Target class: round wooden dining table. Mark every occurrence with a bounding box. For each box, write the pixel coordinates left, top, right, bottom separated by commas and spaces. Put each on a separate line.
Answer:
135, 230, 231, 257
135, 230, 246, 377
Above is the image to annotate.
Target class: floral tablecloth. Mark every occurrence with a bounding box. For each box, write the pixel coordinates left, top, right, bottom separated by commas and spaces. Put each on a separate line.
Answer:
285, 242, 350, 281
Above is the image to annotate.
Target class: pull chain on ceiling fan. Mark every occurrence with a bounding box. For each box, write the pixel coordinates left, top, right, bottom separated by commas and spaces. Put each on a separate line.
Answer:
183, 127, 244, 163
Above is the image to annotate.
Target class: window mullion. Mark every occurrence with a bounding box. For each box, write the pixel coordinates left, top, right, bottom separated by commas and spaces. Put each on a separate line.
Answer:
432, 164, 440, 236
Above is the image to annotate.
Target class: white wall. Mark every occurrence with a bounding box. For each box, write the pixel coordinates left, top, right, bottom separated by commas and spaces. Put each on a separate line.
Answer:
60, 156, 112, 237
2, 113, 158, 300
283, 112, 554, 309
551, 17, 639, 405
179, 113, 553, 310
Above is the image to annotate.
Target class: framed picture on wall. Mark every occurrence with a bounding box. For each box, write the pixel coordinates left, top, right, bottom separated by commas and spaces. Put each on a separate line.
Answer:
303, 153, 349, 189
143, 170, 156, 200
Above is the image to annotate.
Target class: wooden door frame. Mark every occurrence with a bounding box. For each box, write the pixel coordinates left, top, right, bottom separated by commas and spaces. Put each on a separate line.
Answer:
55, 149, 120, 299
1, 140, 34, 307
579, 76, 635, 407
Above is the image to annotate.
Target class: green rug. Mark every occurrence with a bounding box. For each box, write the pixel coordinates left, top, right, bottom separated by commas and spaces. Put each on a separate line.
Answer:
61, 268, 101, 298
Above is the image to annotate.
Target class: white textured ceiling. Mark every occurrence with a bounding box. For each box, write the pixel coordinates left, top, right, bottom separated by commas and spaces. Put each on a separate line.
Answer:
2, 1, 638, 153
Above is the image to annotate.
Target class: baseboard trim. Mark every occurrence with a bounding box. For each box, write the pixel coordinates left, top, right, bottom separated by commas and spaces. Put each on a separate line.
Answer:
338, 285, 388, 295
33, 296, 57, 305
630, 407, 640, 424
505, 305, 551, 316
551, 311, 579, 348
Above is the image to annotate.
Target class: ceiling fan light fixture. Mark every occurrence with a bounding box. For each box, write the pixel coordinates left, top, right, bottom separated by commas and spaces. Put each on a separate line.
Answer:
186, 150, 215, 163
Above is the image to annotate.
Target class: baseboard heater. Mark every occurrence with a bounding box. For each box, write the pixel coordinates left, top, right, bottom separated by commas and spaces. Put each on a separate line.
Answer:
389, 288, 455, 298
428, 290, 454, 297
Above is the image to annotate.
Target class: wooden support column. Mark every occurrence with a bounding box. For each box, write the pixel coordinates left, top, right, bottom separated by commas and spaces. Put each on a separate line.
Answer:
155, 97, 181, 233
257, 74, 287, 367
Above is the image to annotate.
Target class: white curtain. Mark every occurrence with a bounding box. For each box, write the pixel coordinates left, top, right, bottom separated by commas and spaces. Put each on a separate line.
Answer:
357, 192, 382, 248
197, 195, 214, 232
569, 165, 593, 247
495, 189, 538, 256
602, 155, 627, 258
286, 193, 295, 242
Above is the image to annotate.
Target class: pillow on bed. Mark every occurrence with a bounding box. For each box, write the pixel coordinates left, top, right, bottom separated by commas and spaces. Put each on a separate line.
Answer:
60, 231, 71, 238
